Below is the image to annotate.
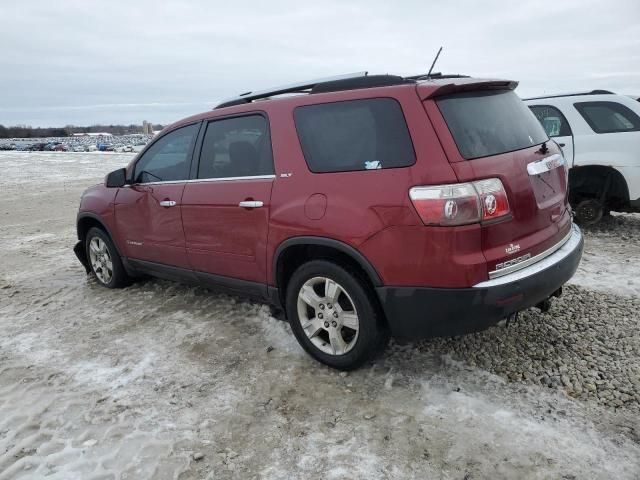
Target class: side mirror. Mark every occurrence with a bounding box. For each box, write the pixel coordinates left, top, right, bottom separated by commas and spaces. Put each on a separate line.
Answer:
106, 168, 127, 188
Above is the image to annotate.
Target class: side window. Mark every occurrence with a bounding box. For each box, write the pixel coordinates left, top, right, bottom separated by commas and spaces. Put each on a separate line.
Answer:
133, 123, 198, 183
294, 98, 416, 173
529, 105, 572, 137
574, 101, 640, 134
198, 115, 273, 179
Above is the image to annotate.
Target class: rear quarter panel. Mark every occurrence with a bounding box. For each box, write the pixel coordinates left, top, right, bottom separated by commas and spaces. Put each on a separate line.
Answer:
264, 85, 464, 286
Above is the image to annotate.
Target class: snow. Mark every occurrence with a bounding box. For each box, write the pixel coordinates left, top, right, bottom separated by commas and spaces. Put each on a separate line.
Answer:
0, 152, 639, 479
569, 213, 640, 297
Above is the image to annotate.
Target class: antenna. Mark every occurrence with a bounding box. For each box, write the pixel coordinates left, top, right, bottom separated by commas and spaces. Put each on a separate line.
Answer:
426, 46, 443, 78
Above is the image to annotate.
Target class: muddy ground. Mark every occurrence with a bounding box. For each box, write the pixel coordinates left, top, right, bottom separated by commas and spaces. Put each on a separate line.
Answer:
1, 152, 639, 479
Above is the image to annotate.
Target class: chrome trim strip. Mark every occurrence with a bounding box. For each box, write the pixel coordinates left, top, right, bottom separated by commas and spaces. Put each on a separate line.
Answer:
488, 227, 573, 279
125, 174, 276, 187
475, 224, 582, 288
527, 154, 564, 176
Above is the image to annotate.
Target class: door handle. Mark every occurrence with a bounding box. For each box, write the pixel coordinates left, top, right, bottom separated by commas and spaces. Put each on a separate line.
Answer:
558, 143, 566, 147
238, 200, 263, 208
159, 200, 177, 207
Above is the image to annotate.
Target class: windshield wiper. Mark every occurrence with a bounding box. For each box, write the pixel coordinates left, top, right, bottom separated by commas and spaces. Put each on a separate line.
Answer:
537, 141, 549, 154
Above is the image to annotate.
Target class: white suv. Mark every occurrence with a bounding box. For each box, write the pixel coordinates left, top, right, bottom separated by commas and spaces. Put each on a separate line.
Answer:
524, 91, 640, 224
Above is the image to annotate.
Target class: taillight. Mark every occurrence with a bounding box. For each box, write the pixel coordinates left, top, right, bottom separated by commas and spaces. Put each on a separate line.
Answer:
474, 178, 510, 221
409, 178, 510, 226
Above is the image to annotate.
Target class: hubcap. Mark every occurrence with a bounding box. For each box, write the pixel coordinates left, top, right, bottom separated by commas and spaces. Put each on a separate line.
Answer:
88, 237, 113, 285
297, 277, 359, 356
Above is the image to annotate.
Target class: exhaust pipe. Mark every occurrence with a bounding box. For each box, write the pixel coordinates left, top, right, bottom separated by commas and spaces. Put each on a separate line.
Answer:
536, 298, 552, 313
536, 287, 563, 313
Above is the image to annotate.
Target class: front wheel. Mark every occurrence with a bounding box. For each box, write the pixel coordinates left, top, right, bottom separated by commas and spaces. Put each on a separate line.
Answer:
286, 260, 388, 370
85, 227, 130, 288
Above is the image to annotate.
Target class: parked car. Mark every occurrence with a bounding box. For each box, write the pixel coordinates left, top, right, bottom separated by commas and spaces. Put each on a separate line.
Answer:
524, 91, 640, 224
74, 73, 583, 369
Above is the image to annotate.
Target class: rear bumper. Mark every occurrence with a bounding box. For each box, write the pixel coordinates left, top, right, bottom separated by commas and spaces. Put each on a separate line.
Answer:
376, 224, 584, 339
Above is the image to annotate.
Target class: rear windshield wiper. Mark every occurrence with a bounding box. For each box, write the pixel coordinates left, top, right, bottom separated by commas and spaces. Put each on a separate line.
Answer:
537, 141, 549, 154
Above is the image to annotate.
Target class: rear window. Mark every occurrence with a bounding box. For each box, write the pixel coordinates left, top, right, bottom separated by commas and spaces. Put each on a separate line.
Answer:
436, 90, 548, 160
294, 98, 415, 173
574, 101, 640, 134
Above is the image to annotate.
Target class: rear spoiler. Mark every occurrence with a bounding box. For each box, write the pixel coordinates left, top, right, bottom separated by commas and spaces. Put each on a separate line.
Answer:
417, 78, 518, 99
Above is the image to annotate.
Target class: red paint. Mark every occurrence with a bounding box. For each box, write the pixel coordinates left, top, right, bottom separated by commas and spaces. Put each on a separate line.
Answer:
78, 77, 570, 291
181, 178, 273, 283
114, 184, 190, 268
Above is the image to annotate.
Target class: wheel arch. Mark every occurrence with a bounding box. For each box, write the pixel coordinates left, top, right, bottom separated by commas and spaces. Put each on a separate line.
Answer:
569, 165, 630, 208
77, 213, 122, 257
272, 237, 383, 310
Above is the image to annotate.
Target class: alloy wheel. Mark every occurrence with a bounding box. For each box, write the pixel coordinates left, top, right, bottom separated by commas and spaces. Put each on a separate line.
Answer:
296, 276, 359, 355
88, 236, 113, 285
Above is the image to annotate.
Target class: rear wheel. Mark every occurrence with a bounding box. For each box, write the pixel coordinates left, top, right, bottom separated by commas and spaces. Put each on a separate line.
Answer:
286, 260, 388, 370
85, 227, 130, 288
574, 199, 603, 226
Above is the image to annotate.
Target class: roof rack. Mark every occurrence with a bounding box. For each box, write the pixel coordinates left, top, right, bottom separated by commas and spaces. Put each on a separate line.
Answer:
216, 72, 368, 109
523, 89, 614, 101
215, 72, 420, 109
214, 71, 473, 109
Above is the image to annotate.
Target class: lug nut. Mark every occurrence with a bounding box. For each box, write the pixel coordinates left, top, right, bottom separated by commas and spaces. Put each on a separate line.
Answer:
333, 312, 338, 318
318, 313, 323, 319
327, 304, 333, 309
331, 321, 337, 327
319, 304, 325, 310
324, 321, 330, 328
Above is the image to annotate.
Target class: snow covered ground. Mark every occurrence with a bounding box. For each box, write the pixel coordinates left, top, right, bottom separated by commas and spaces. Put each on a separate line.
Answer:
569, 213, 640, 297
0, 152, 639, 479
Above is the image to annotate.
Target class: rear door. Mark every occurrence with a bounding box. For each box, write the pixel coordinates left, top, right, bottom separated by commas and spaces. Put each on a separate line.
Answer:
181, 114, 275, 284
114, 123, 200, 269
425, 89, 571, 277
529, 104, 575, 166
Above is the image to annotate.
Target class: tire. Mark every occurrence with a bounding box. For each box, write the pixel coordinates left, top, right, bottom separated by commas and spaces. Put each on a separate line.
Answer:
285, 260, 388, 370
574, 199, 603, 226
85, 227, 130, 288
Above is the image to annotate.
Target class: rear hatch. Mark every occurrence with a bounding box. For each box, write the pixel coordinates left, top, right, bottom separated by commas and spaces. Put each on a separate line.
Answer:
423, 85, 572, 279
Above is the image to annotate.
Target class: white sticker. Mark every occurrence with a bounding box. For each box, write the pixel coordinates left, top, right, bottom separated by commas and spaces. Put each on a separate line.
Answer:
364, 160, 381, 170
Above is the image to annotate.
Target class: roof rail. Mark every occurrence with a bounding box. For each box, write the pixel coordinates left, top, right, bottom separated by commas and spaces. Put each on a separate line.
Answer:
215, 72, 368, 109
523, 89, 615, 101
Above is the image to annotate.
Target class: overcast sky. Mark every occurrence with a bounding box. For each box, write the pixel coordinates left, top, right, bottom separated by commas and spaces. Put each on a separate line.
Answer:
1, 0, 639, 127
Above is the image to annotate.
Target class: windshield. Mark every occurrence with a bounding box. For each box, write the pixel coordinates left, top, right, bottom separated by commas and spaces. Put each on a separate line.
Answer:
436, 90, 548, 160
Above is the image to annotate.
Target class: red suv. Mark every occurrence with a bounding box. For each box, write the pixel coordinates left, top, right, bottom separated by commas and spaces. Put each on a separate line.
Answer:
74, 73, 584, 369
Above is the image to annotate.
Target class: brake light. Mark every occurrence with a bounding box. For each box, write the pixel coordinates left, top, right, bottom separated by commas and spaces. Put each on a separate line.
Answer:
409, 178, 510, 226
474, 178, 510, 221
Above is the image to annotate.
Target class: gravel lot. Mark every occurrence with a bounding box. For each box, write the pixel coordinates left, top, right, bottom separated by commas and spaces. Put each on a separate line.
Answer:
0, 152, 639, 479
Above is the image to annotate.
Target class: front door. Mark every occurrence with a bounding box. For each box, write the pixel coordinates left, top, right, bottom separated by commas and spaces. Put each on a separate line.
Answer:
181, 114, 275, 284
114, 123, 200, 269
529, 104, 575, 165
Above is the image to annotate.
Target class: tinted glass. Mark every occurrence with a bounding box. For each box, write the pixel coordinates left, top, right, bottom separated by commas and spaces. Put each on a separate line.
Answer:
294, 98, 415, 173
437, 90, 548, 159
529, 105, 573, 137
198, 115, 273, 179
133, 123, 198, 183
574, 101, 640, 134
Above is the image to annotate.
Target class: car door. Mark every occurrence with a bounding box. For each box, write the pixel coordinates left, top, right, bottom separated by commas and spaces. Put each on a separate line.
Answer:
181, 114, 275, 286
529, 104, 575, 166
114, 123, 200, 269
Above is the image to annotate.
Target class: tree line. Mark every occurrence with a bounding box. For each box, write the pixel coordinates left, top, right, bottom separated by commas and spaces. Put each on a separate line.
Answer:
0, 124, 164, 139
